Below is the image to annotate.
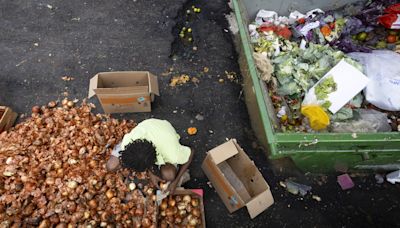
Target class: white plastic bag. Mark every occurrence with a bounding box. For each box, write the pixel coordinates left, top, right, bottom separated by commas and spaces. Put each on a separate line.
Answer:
348, 50, 400, 111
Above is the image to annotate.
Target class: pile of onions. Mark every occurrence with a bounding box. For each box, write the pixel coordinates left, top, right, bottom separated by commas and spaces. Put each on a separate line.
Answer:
0, 101, 157, 227
159, 194, 202, 228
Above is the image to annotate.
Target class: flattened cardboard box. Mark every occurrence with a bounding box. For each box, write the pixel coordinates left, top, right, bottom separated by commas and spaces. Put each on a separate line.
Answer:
0, 106, 17, 133
202, 139, 274, 219
88, 71, 160, 114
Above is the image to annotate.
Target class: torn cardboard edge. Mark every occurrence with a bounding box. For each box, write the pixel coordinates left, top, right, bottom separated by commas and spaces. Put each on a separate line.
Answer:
202, 139, 274, 219
88, 71, 160, 113
0, 106, 17, 133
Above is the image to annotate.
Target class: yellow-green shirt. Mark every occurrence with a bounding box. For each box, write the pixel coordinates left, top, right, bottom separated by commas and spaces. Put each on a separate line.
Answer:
121, 119, 191, 166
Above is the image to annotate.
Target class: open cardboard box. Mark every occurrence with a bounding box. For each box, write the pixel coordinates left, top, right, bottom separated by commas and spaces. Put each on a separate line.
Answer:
88, 71, 159, 114
0, 106, 17, 133
202, 139, 274, 219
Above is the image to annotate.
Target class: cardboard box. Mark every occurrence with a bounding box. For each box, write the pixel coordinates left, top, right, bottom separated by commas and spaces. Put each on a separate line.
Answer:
88, 71, 159, 113
202, 139, 274, 219
0, 106, 17, 133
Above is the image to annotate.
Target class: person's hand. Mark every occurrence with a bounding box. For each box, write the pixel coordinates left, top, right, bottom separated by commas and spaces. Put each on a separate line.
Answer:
166, 179, 178, 195
148, 172, 163, 189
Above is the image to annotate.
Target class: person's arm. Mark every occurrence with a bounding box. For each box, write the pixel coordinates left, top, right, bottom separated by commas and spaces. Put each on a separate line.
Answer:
167, 148, 194, 194
148, 170, 163, 189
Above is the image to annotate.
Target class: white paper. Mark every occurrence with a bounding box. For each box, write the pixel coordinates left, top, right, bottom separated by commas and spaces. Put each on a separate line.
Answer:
299, 21, 320, 37
255, 10, 278, 25
303, 59, 370, 114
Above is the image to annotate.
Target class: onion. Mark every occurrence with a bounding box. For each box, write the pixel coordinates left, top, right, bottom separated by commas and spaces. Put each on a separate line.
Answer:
159, 182, 168, 191
177, 202, 186, 211
165, 207, 174, 217
100, 211, 110, 221
67, 101, 74, 108
55, 223, 67, 228
146, 187, 154, 196
88, 199, 97, 209
141, 217, 152, 227
182, 195, 191, 203
168, 198, 176, 207
160, 210, 166, 217
32, 106, 41, 114
174, 215, 182, 224
135, 207, 144, 217
192, 208, 201, 217
105, 189, 114, 199
84, 211, 91, 219
45, 177, 55, 185
187, 215, 198, 226
191, 198, 199, 207
48, 101, 57, 108
66, 201, 76, 213
129, 183, 136, 190
62, 99, 68, 106
160, 221, 168, 228
175, 195, 182, 202
38, 219, 50, 228
84, 192, 94, 200
67, 180, 78, 189
178, 209, 186, 216
160, 201, 168, 211
186, 204, 193, 213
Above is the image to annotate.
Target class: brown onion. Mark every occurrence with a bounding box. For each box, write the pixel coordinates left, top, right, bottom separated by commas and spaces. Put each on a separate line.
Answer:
160, 201, 168, 211
174, 215, 182, 224
62, 99, 68, 106
32, 106, 41, 114
165, 207, 174, 217
67, 101, 74, 108
88, 199, 97, 209
105, 189, 114, 199
168, 198, 176, 207
191, 198, 199, 207
186, 204, 193, 213
48, 101, 57, 108
135, 207, 144, 217
182, 195, 191, 203
38, 219, 50, 228
141, 217, 152, 227
187, 215, 198, 226
192, 207, 201, 217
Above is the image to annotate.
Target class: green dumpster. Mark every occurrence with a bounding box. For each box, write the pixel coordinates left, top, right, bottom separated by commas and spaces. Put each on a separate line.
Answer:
231, 0, 400, 172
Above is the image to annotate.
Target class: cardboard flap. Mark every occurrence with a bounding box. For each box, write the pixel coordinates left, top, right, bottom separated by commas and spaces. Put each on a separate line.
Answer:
148, 72, 160, 96
245, 190, 274, 219
207, 139, 239, 164
88, 74, 99, 98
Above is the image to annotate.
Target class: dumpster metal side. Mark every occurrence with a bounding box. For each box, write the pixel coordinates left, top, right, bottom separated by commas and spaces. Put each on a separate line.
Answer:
232, 0, 400, 172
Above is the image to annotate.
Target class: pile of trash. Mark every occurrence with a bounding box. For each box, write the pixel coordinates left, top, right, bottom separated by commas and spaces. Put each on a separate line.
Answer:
249, 0, 400, 133
0, 101, 159, 227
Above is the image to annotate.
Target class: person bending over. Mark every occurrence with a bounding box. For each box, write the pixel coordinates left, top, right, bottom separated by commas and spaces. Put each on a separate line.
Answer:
106, 118, 194, 194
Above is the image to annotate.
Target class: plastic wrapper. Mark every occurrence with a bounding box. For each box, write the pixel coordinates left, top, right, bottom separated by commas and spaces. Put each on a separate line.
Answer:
331, 109, 391, 133
348, 50, 400, 111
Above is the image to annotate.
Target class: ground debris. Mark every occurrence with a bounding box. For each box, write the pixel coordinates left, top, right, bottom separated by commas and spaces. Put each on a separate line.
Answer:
61, 76, 74, 81
170, 74, 190, 87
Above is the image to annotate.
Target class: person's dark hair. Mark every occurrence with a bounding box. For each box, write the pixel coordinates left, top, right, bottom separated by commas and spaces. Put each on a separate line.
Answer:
119, 139, 156, 172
